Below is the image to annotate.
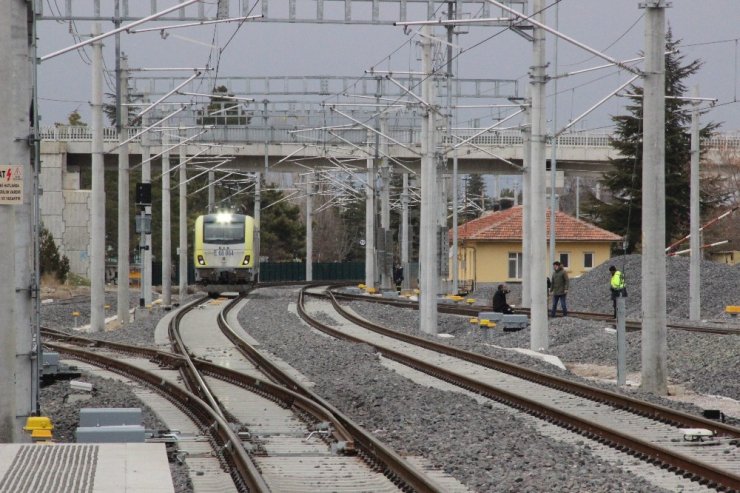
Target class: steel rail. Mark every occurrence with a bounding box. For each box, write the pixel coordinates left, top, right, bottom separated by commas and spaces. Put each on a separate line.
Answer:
43, 341, 269, 493
299, 287, 740, 491
218, 292, 448, 493
328, 289, 740, 335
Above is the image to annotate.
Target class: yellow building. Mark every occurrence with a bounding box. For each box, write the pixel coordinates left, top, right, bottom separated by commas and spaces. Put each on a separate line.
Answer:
451, 206, 622, 284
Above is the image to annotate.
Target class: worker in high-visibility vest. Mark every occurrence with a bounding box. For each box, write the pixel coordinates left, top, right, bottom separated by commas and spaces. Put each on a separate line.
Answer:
608, 265, 627, 318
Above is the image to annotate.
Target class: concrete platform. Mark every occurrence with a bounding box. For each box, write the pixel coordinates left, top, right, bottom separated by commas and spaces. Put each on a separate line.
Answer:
0, 443, 174, 492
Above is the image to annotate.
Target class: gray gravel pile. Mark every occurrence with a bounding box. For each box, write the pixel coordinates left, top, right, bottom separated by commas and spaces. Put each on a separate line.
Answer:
239, 287, 670, 493
566, 254, 740, 319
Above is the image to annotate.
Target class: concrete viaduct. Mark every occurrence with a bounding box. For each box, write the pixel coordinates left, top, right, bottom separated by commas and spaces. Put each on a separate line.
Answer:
39, 126, 739, 277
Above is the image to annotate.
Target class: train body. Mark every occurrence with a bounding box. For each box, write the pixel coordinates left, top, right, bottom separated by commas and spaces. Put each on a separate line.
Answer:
194, 212, 256, 295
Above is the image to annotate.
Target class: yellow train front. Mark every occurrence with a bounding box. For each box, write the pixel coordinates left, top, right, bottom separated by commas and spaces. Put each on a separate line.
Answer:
194, 212, 256, 296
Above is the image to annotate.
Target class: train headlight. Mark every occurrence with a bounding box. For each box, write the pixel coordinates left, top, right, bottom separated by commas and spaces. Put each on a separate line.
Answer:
197, 255, 206, 266
242, 255, 250, 266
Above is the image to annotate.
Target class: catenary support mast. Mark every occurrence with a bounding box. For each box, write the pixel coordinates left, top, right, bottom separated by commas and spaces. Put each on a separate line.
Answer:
689, 86, 701, 321
641, 0, 668, 395
529, 0, 548, 350
117, 56, 130, 326
90, 23, 106, 332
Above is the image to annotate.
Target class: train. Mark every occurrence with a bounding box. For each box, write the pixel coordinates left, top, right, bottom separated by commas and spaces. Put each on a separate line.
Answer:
193, 212, 256, 296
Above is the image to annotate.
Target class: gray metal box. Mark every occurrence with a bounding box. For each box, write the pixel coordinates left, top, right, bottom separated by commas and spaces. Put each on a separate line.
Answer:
478, 312, 504, 322
76, 425, 146, 443
502, 314, 529, 330
79, 408, 142, 427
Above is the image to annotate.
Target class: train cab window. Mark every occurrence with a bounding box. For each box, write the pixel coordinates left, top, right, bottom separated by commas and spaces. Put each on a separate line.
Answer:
204, 217, 245, 243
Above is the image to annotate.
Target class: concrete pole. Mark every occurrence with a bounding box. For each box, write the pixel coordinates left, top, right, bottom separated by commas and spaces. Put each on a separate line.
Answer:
161, 131, 172, 308
208, 171, 215, 212
380, 118, 391, 290
419, 25, 439, 335
641, 1, 668, 395
549, 2, 559, 267
616, 295, 627, 386
0, 0, 28, 442
452, 152, 459, 292
521, 93, 532, 308
306, 173, 313, 281
178, 130, 188, 301
576, 176, 580, 219
401, 173, 410, 291
90, 23, 106, 332
689, 86, 701, 321
253, 173, 261, 281
529, 0, 548, 350
365, 136, 376, 290
141, 110, 152, 306
117, 57, 130, 327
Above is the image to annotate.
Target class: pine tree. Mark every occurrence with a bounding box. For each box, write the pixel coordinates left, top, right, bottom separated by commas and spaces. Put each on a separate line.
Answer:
589, 31, 719, 253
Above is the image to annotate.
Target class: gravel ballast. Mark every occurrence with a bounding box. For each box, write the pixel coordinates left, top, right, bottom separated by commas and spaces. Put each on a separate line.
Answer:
36, 272, 738, 492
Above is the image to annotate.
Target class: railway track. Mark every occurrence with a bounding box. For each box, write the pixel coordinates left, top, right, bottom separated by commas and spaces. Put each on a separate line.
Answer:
329, 288, 740, 335
301, 285, 740, 492
42, 291, 449, 492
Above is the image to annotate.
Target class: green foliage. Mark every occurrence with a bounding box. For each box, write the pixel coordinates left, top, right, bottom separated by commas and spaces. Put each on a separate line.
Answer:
462, 174, 489, 222
67, 110, 86, 126
258, 184, 305, 261
40, 226, 70, 282
589, 31, 720, 253
196, 86, 251, 126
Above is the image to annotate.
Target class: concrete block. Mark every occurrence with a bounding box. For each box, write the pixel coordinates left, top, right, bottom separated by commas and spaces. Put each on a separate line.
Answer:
478, 311, 504, 322
64, 226, 90, 251
63, 202, 91, 227
40, 167, 63, 191
381, 290, 399, 298
80, 408, 142, 427
502, 314, 529, 331
75, 425, 146, 443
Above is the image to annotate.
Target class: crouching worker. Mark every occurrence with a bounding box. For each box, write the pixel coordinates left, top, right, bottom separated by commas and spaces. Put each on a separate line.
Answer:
492, 284, 514, 314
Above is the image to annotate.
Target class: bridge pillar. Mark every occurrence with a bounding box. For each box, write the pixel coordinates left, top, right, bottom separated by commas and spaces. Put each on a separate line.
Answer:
39, 142, 92, 279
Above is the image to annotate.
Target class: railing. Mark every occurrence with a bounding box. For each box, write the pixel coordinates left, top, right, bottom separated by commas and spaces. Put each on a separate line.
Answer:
39, 125, 740, 150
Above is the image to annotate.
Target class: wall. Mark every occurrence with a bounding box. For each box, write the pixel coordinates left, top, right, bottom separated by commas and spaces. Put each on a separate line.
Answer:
40, 142, 91, 278
454, 240, 614, 283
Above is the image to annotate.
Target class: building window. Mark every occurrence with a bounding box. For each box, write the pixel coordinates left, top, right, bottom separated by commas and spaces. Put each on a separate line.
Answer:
559, 253, 570, 268
508, 252, 523, 279
584, 252, 594, 269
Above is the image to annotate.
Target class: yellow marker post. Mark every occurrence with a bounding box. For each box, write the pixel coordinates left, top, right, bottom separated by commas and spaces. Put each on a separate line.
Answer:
72, 311, 80, 327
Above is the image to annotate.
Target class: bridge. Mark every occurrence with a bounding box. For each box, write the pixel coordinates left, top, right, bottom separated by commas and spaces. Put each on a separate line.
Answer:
41, 126, 740, 176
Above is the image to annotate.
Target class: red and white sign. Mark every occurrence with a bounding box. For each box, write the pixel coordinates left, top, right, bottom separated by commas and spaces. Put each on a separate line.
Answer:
0, 165, 24, 204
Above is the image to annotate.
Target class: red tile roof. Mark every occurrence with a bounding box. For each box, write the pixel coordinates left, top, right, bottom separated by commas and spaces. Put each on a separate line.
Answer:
453, 206, 622, 242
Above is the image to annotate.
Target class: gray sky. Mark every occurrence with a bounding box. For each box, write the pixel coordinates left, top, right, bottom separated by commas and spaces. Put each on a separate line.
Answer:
37, 1, 740, 133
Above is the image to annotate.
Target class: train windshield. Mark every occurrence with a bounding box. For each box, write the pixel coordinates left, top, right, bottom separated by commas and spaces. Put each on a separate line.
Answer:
203, 216, 245, 244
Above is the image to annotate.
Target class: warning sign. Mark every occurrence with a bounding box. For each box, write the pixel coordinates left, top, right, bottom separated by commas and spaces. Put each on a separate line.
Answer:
0, 165, 24, 204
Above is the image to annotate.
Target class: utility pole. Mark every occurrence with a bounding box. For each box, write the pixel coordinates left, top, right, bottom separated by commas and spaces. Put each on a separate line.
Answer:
529, 0, 548, 350
379, 117, 392, 291
117, 56, 130, 327
90, 23, 106, 332
641, 0, 668, 395
253, 174, 261, 281
419, 24, 439, 335
0, 0, 31, 442
141, 103, 153, 306
576, 176, 580, 219
365, 131, 376, 290
208, 171, 215, 212
401, 173, 410, 291
548, 2, 560, 268
161, 130, 172, 308
521, 91, 532, 308
306, 172, 313, 282
178, 129, 188, 302
689, 85, 701, 321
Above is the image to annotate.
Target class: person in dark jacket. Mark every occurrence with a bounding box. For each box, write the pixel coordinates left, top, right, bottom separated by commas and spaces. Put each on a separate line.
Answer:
549, 261, 569, 317
492, 284, 514, 314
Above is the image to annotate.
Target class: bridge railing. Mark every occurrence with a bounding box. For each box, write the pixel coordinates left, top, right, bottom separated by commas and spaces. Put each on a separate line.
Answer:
39, 125, 740, 151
